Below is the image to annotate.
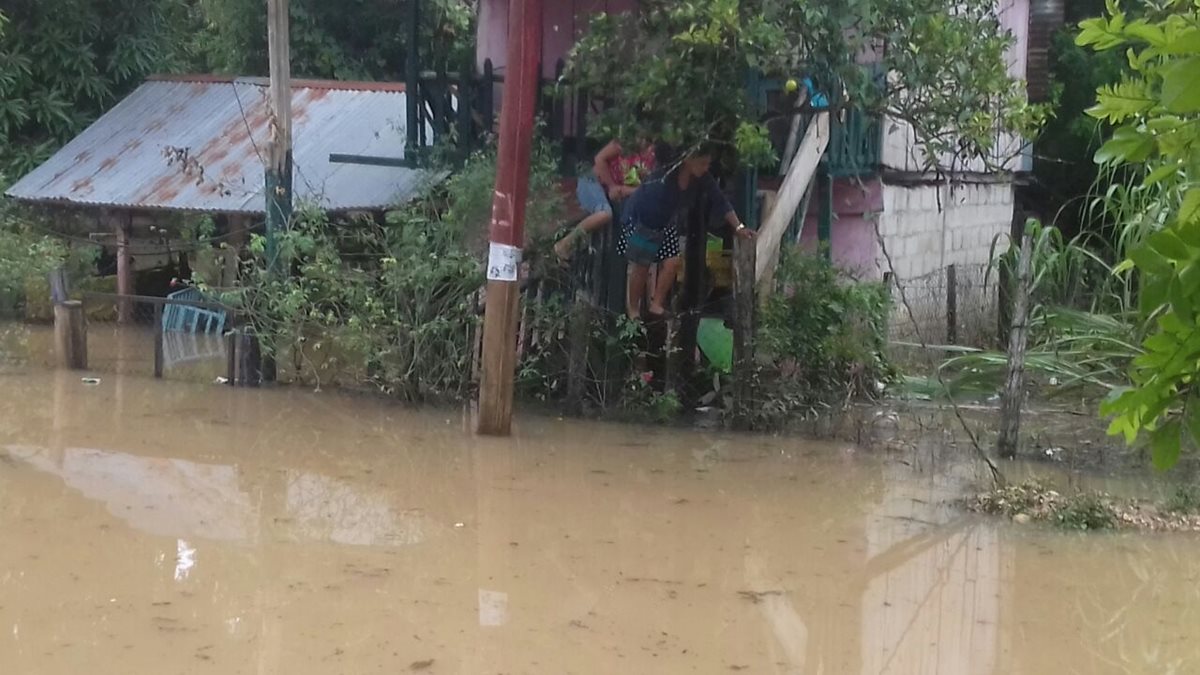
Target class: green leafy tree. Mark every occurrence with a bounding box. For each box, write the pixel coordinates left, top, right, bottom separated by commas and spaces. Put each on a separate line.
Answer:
567, 0, 1044, 170
189, 0, 475, 80
0, 0, 193, 177
1077, 0, 1200, 468
1034, 19, 1128, 234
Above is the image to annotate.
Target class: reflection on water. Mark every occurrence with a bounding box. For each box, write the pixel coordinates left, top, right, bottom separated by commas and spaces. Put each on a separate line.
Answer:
0, 322, 226, 382
1, 369, 1198, 674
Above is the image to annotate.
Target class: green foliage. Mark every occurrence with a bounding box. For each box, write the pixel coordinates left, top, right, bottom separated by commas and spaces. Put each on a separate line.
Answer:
755, 250, 891, 421
908, 221, 1144, 402
1163, 484, 1200, 514
1076, 0, 1200, 469
0, 199, 97, 315
189, 0, 475, 80
567, 0, 1044, 171
0, 0, 193, 176
1034, 24, 1128, 234
1054, 493, 1119, 530
230, 203, 482, 401
0, 0, 477, 178
441, 137, 568, 251
224, 145, 563, 402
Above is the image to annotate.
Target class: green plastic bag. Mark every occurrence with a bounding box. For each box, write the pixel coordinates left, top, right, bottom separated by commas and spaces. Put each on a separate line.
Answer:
697, 317, 733, 374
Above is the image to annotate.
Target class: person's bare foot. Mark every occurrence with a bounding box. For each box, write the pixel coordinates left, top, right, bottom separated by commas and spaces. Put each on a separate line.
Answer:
553, 235, 575, 263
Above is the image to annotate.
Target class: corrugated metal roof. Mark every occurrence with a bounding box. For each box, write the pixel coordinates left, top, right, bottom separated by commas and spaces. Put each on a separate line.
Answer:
5, 76, 433, 214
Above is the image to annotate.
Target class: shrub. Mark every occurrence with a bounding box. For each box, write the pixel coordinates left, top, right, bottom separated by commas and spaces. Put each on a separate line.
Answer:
224, 142, 567, 402
228, 203, 482, 401
753, 249, 892, 423
0, 196, 97, 316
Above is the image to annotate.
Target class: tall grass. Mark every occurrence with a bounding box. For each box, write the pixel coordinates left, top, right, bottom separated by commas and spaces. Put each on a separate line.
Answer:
904, 208, 1147, 401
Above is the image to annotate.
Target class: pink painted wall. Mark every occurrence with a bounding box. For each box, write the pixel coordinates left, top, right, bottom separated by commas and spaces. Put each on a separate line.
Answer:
793, 177, 884, 279
477, 0, 638, 77
998, 0, 1031, 79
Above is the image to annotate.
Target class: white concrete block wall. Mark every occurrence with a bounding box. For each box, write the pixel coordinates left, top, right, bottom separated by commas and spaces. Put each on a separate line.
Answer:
879, 181, 1014, 345
880, 116, 1028, 175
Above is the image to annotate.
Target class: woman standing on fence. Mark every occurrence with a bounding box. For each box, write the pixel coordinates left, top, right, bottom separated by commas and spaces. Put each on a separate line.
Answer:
554, 138, 656, 262
619, 145, 754, 320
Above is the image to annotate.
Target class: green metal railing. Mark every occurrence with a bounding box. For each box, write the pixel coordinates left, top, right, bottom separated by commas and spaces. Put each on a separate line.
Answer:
827, 106, 882, 178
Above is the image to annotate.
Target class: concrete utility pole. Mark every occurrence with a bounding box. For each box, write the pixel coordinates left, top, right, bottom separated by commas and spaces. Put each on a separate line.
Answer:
476, 0, 543, 436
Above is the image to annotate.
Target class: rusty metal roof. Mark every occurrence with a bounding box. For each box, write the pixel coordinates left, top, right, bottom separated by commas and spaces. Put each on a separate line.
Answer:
5, 75, 433, 214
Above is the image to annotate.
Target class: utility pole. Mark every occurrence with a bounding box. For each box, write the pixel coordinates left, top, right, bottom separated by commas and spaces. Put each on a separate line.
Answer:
476, 0, 543, 436
262, 0, 291, 383
265, 0, 292, 276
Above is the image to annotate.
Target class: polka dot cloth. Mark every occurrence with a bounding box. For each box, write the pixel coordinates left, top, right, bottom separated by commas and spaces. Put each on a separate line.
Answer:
618, 219, 680, 264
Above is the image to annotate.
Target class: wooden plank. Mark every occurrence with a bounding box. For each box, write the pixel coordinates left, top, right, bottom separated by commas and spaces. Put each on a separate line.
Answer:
755, 112, 829, 284
732, 236, 757, 430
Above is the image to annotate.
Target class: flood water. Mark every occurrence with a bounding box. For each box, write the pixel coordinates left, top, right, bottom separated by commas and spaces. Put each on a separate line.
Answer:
3, 344, 1200, 672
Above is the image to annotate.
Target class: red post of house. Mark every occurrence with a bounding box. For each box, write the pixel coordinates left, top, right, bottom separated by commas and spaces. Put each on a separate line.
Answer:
476, 0, 543, 436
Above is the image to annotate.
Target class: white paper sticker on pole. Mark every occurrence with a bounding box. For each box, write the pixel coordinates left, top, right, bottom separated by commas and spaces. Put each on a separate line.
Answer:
487, 243, 521, 282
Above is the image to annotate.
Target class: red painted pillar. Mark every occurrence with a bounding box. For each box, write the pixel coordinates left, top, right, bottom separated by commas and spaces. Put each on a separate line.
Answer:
476, 0, 543, 435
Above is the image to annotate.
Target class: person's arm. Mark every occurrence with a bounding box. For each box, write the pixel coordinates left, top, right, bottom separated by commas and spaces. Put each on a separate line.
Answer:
705, 176, 755, 240
593, 140, 623, 198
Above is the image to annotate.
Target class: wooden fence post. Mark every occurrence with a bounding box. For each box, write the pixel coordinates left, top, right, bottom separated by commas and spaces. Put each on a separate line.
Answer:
153, 303, 165, 378
732, 237, 757, 430
566, 290, 592, 415
676, 197, 707, 404
54, 300, 87, 370
946, 263, 958, 344
997, 224, 1033, 459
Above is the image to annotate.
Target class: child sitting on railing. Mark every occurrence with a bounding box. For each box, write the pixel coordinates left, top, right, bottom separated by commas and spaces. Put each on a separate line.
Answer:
554, 138, 656, 262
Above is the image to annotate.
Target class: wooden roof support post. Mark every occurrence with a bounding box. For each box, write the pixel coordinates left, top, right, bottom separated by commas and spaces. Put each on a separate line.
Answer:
114, 211, 133, 324
476, 0, 543, 436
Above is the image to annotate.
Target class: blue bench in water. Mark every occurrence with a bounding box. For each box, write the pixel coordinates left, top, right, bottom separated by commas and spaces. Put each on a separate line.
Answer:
162, 287, 227, 335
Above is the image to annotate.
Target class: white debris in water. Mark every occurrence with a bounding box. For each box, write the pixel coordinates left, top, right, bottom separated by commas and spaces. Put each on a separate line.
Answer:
454, 522, 465, 529
1044, 447, 1064, 461
478, 589, 509, 627
213, 377, 229, 385
226, 617, 241, 635
1049, 376, 1060, 386
175, 539, 196, 581
12, 624, 17, 639
80, 378, 101, 385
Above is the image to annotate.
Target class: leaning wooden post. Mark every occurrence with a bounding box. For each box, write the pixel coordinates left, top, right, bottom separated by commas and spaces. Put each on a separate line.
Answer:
732, 237, 757, 430
476, 0, 543, 436
54, 300, 87, 370
997, 222, 1034, 459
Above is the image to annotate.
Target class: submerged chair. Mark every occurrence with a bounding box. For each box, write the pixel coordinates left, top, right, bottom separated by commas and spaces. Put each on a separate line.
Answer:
161, 287, 226, 335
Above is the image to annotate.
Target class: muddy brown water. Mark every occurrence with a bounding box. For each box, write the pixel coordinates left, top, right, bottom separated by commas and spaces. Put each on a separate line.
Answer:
3, 328, 1200, 673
